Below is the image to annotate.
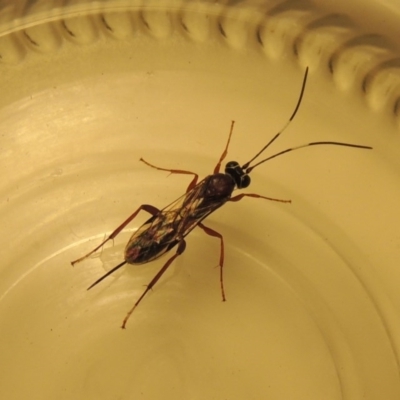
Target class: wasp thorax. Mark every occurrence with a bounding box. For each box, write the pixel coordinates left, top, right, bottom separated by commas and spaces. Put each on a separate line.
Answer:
225, 161, 251, 189
204, 173, 235, 199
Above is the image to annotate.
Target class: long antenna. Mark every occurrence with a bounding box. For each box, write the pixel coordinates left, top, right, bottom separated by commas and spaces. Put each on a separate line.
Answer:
245, 141, 372, 173
242, 66, 309, 170
242, 67, 372, 172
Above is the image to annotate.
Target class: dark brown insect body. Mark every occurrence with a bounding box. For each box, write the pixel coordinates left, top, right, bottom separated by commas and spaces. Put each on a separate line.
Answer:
125, 172, 235, 265
71, 67, 372, 329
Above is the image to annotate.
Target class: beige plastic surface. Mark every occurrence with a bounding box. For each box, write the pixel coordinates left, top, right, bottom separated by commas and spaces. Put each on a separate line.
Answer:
0, 1, 399, 399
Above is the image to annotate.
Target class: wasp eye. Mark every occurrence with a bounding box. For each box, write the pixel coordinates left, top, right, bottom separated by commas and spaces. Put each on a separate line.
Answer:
238, 175, 251, 189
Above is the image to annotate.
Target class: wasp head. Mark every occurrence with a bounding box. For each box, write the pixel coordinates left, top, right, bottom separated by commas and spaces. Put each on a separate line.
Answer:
225, 161, 251, 189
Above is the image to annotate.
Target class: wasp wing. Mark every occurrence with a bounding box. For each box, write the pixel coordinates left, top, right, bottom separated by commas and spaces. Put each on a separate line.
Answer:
125, 175, 231, 264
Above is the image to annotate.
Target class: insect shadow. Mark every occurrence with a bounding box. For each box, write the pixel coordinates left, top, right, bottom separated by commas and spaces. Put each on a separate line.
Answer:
71, 67, 372, 329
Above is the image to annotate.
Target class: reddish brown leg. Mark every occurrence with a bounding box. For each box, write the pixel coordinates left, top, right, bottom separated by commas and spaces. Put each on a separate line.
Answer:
121, 239, 187, 329
214, 120, 235, 174
229, 193, 291, 204
198, 222, 226, 302
140, 158, 199, 193
71, 204, 160, 266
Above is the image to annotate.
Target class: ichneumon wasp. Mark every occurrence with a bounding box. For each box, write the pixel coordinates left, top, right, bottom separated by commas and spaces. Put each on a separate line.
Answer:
71, 67, 372, 329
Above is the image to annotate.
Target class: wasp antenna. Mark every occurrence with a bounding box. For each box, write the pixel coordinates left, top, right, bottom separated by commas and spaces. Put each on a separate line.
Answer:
242, 67, 309, 169
245, 141, 372, 173
87, 260, 127, 290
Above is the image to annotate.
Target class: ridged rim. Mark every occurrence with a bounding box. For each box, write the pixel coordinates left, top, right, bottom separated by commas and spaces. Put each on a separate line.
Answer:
0, 0, 399, 124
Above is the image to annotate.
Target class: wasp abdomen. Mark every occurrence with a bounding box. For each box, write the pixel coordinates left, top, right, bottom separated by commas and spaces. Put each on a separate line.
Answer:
124, 221, 177, 264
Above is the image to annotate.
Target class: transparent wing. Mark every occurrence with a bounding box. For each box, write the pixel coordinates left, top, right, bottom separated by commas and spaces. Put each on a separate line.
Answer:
125, 176, 226, 263
145, 176, 216, 239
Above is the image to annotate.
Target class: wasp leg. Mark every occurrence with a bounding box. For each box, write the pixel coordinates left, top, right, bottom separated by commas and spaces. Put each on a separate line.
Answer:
214, 120, 235, 174
121, 239, 187, 329
229, 193, 291, 204
140, 157, 198, 193
71, 204, 160, 266
198, 222, 226, 302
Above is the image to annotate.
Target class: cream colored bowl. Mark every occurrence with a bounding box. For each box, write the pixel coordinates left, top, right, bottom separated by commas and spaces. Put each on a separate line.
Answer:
0, 1, 399, 399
